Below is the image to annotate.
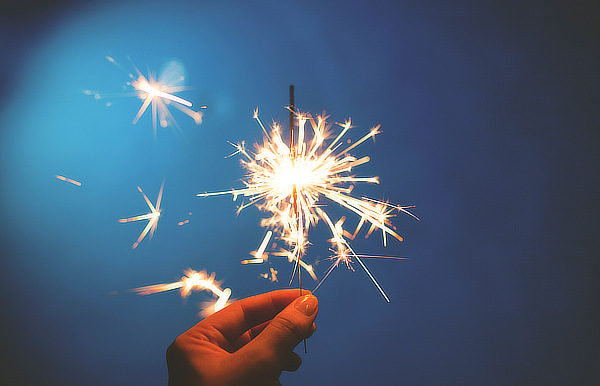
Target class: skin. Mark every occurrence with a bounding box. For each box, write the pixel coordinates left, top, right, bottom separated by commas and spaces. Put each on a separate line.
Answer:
166, 289, 319, 386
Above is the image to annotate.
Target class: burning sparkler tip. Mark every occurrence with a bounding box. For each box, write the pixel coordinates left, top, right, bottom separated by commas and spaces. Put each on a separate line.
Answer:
202, 105, 415, 299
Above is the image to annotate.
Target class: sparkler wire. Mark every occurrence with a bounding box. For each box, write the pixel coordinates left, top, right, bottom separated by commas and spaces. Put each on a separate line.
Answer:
289, 85, 307, 353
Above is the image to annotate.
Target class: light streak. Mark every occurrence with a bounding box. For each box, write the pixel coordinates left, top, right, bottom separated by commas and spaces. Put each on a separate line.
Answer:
133, 79, 193, 107
119, 181, 164, 249
85, 57, 204, 139
130, 269, 232, 316
242, 230, 272, 265
55, 174, 82, 186
198, 108, 418, 301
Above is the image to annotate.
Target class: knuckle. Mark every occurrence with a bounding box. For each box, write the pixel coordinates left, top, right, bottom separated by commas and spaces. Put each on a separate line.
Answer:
169, 335, 184, 352
254, 346, 279, 366
166, 335, 188, 362
272, 313, 303, 338
166, 340, 179, 360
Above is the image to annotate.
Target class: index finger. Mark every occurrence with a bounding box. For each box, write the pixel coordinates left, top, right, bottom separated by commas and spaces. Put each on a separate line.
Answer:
202, 289, 309, 344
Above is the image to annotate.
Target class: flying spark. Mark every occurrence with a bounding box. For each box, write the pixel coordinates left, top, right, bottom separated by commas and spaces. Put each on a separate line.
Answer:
198, 108, 418, 301
85, 57, 204, 139
55, 174, 82, 186
178, 212, 192, 226
130, 269, 232, 316
119, 181, 164, 249
260, 267, 279, 282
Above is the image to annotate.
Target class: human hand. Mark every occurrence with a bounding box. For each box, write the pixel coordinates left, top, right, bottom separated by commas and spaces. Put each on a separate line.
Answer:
166, 289, 318, 386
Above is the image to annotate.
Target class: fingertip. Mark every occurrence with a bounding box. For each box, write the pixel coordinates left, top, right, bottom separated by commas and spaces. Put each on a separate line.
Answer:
304, 322, 317, 340
294, 294, 318, 316
241, 291, 319, 360
282, 352, 302, 372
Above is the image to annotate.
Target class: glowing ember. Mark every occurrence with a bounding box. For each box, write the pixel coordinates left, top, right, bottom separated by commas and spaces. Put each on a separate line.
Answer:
260, 267, 279, 282
178, 212, 192, 226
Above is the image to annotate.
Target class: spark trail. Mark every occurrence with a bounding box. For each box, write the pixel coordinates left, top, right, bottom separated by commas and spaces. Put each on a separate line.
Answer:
131, 269, 232, 316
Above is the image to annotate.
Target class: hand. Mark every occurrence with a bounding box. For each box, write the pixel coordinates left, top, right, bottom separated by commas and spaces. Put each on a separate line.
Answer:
166, 289, 319, 386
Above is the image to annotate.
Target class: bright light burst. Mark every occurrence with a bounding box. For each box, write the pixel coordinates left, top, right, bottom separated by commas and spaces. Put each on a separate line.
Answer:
119, 181, 164, 249
84, 56, 204, 139
130, 269, 232, 316
198, 108, 418, 301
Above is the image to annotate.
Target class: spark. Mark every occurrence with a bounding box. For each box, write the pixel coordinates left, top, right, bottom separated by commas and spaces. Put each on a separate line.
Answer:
178, 211, 193, 226
130, 269, 232, 316
85, 57, 204, 139
119, 181, 164, 249
260, 267, 279, 282
55, 174, 82, 186
198, 108, 418, 301
242, 230, 272, 265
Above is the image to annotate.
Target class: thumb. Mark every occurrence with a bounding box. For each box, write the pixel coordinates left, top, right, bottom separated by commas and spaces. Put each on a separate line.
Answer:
249, 293, 318, 356
228, 294, 318, 383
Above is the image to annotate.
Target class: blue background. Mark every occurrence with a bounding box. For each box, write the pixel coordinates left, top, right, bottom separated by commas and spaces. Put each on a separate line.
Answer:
1, 1, 598, 384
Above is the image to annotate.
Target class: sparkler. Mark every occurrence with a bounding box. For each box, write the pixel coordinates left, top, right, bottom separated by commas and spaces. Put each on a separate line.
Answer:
85, 56, 204, 139
198, 90, 418, 301
119, 181, 164, 249
130, 269, 232, 316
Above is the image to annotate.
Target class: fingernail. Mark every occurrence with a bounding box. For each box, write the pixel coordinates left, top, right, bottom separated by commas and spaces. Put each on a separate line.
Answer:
295, 294, 318, 316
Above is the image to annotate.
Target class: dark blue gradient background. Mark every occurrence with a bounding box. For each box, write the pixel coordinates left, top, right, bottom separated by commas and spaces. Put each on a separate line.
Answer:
1, 1, 598, 384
